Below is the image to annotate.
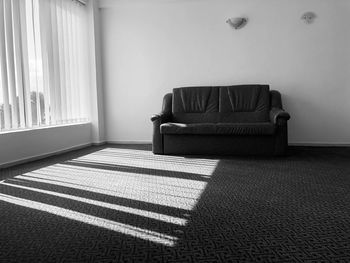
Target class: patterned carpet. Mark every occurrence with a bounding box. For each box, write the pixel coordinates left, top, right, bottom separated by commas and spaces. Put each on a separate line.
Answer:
0, 145, 349, 262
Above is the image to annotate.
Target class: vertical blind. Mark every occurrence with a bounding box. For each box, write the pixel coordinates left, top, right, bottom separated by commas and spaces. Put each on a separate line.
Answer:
0, 0, 89, 132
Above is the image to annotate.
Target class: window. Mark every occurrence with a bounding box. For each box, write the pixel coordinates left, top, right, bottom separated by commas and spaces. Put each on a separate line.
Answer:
0, 0, 89, 132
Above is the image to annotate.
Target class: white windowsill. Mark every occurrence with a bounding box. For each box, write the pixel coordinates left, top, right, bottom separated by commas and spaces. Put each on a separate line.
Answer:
0, 121, 91, 135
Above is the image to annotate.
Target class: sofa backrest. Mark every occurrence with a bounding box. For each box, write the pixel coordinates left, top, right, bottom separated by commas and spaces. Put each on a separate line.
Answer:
172, 85, 270, 123
219, 85, 270, 123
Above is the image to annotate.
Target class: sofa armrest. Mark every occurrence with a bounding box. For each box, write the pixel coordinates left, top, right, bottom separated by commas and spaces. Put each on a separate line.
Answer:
270, 107, 290, 156
270, 107, 290, 125
150, 113, 172, 123
151, 93, 173, 154
151, 112, 172, 154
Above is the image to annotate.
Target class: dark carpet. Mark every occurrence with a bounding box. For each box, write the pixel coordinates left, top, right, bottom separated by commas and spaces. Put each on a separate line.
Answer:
0, 145, 349, 263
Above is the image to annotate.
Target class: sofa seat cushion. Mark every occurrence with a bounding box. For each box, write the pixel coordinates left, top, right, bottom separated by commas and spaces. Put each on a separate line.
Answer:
160, 122, 275, 135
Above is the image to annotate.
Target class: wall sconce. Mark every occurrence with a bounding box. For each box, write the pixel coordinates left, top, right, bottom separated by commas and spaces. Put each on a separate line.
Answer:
226, 17, 248, 30
301, 12, 317, 24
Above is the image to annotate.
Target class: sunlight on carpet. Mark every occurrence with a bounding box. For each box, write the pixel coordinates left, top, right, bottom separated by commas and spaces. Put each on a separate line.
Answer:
0, 193, 177, 246
1, 181, 187, 226
0, 147, 219, 246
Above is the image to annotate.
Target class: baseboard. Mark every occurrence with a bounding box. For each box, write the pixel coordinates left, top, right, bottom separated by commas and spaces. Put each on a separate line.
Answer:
0, 143, 92, 169
107, 140, 152, 145
92, 141, 107, 146
1, 140, 347, 169
107, 141, 350, 147
289, 142, 350, 147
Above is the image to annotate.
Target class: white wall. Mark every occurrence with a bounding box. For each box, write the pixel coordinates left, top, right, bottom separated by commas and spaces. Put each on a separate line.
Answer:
0, 123, 91, 167
100, 0, 350, 145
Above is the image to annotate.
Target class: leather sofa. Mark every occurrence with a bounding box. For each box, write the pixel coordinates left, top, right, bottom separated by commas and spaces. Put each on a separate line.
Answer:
151, 85, 290, 156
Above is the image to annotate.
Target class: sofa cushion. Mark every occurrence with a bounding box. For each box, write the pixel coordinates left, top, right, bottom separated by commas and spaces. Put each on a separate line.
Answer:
219, 85, 270, 123
172, 87, 220, 123
160, 122, 275, 135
